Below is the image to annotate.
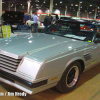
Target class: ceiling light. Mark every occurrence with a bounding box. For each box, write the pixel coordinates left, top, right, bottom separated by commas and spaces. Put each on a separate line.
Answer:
89, 12, 92, 14
75, 4, 78, 6
60, 1, 62, 3
54, 9, 60, 14
35, 0, 39, 2
35, 0, 38, 2
36, 4, 39, 6
43, 1, 46, 3
55, 3, 57, 5
80, 2, 82, 3
11, 4, 14, 7
71, 4, 73, 6
90, 5, 92, 6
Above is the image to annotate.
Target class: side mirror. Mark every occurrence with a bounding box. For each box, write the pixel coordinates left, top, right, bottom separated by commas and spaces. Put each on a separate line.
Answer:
94, 38, 100, 43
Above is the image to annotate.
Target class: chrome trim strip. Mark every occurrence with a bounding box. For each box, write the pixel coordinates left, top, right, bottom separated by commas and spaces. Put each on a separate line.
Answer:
0, 50, 22, 59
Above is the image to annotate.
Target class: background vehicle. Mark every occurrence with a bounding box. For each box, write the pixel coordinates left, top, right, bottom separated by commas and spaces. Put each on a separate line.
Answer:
2, 11, 24, 31
60, 16, 72, 20
26, 14, 56, 32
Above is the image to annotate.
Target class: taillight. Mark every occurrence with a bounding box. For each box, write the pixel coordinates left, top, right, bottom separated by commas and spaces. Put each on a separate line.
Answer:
40, 23, 43, 26
2, 19, 5, 25
23, 19, 26, 25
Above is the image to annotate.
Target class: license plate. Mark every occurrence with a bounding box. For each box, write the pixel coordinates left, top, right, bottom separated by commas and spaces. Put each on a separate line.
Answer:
12, 25, 17, 28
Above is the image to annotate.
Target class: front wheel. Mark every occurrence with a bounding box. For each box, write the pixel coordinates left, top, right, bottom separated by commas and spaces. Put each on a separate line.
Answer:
56, 61, 81, 93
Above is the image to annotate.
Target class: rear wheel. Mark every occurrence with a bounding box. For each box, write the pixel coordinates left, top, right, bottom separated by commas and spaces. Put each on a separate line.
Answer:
56, 61, 81, 93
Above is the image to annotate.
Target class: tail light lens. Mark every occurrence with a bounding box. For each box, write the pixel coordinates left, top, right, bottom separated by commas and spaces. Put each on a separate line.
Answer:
2, 21, 5, 25
2, 18, 5, 25
23, 19, 26, 25
40, 22, 43, 26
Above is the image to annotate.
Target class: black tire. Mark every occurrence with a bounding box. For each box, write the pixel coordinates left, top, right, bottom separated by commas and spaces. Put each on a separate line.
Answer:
56, 61, 81, 93
38, 29, 41, 32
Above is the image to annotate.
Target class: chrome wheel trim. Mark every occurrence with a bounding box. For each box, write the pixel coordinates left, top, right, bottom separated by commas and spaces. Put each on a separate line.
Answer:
66, 66, 79, 88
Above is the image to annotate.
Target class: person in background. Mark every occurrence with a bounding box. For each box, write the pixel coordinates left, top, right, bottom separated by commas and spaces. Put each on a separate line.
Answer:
54, 14, 59, 21
28, 14, 31, 20
49, 13, 53, 24
31, 11, 35, 20
33, 12, 39, 33
31, 12, 35, 32
43, 14, 51, 29
24, 13, 30, 22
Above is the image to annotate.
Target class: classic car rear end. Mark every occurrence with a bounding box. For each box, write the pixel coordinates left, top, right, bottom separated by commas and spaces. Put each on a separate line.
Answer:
26, 14, 56, 32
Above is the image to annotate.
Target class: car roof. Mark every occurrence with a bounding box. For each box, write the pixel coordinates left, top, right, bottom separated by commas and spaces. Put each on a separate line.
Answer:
57, 19, 96, 25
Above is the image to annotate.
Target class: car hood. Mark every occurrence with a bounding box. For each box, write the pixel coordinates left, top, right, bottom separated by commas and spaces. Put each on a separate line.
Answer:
0, 33, 87, 60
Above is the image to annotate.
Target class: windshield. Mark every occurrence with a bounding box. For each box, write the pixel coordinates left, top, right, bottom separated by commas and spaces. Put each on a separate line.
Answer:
42, 21, 95, 42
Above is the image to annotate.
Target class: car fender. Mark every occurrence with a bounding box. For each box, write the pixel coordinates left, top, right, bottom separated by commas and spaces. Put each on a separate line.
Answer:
64, 57, 85, 71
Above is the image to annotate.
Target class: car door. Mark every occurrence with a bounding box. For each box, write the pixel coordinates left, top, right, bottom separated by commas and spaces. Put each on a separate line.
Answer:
93, 25, 100, 62
81, 24, 100, 67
